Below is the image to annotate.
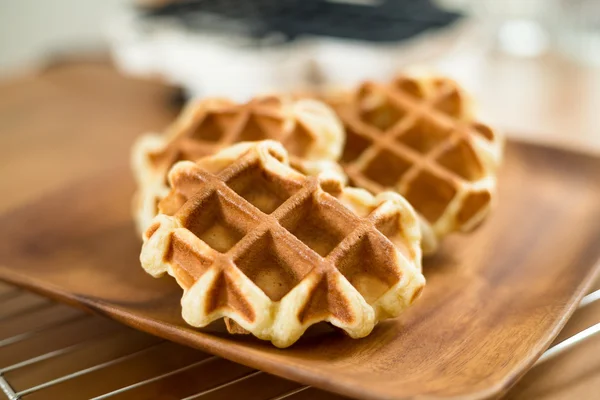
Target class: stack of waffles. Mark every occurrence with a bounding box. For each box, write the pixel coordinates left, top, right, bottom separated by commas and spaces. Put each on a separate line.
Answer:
133, 74, 503, 347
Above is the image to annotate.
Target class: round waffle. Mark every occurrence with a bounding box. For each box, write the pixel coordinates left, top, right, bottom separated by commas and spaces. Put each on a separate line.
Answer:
132, 95, 345, 234
319, 74, 504, 253
141, 141, 425, 347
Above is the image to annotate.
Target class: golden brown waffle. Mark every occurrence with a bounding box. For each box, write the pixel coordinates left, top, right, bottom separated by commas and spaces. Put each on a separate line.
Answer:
141, 141, 425, 348
321, 75, 504, 253
132, 95, 345, 234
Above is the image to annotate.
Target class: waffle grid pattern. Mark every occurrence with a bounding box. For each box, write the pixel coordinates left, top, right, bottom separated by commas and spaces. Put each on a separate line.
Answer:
333, 76, 503, 242
132, 96, 344, 234
141, 141, 424, 347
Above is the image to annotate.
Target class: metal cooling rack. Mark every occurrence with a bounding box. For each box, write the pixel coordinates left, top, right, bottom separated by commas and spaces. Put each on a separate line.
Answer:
0, 282, 598, 400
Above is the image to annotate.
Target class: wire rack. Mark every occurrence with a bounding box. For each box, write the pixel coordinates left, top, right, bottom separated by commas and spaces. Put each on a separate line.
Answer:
0, 281, 598, 400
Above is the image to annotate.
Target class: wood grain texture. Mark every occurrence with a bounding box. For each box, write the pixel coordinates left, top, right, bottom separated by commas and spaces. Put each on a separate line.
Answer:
0, 59, 178, 215
0, 61, 599, 400
505, 276, 600, 400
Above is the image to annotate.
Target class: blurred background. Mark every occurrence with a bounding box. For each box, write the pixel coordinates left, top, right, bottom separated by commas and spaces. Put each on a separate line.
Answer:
1, 0, 599, 152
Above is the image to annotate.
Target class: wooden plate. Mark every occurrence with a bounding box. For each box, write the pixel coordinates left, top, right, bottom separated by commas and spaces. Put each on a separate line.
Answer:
0, 141, 599, 400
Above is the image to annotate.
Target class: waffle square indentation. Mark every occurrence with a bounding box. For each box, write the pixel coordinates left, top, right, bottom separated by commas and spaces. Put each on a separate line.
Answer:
404, 170, 457, 223
363, 150, 412, 188
342, 128, 372, 163
279, 194, 351, 257
436, 139, 484, 181
183, 192, 253, 253
226, 163, 300, 214
238, 115, 279, 142
395, 118, 450, 154
282, 122, 314, 158
234, 231, 314, 301
431, 87, 463, 117
357, 89, 407, 132
334, 233, 400, 304
190, 113, 227, 142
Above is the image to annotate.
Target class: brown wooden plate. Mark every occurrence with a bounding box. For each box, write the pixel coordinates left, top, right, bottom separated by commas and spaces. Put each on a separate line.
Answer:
0, 141, 599, 400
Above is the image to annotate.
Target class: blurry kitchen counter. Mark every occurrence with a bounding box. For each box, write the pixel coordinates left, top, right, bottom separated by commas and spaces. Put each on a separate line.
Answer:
0, 60, 598, 399
0, 59, 178, 215
467, 51, 600, 155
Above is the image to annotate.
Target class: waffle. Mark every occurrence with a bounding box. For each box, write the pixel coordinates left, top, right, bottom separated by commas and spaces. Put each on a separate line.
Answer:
320, 75, 504, 253
132, 95, 345, 234
141, 141, 425, 348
